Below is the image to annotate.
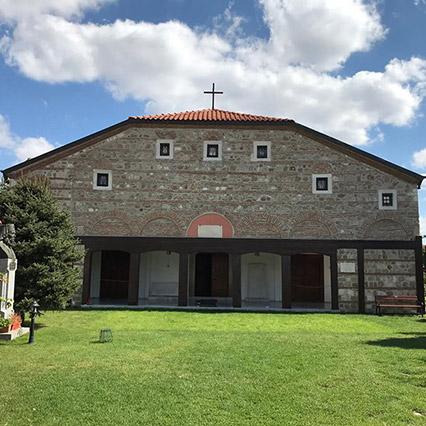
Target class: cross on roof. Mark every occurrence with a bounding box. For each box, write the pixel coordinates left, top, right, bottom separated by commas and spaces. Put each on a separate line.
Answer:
204, 83, 223, 110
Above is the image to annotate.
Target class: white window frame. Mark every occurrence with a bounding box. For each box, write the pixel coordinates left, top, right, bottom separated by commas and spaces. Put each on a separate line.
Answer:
312, 174, 332, 194
203, 141, 222, 161
378, 189, 397, 210
251, 141, 271, 162
93, 169, 112, 191
156, 139, 174, 159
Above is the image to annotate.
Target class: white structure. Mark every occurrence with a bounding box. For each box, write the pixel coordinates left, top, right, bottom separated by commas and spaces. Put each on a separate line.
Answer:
0, 225, 17, 319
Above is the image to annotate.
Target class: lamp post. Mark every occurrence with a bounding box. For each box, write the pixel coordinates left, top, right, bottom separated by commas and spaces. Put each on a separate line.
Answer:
28, 300, 39, 344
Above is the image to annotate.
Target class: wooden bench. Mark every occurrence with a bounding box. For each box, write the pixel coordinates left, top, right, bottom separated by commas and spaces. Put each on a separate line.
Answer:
375, 295, 425, 316
196, 299, 218, 308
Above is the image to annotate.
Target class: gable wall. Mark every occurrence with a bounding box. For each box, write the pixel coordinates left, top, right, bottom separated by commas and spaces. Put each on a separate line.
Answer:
22, 126, 419, 240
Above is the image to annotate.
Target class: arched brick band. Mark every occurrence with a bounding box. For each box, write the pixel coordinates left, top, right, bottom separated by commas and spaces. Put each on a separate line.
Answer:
187, 213, 234, 238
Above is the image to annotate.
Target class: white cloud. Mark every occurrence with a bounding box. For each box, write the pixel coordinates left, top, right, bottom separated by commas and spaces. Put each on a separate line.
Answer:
258, 0, 386, 71
420, 215, 426, 236
14, 137, 55, 162
0, 114, 55, 161
0, 0, 113, 22
0, 0, 425, 146
412, 148, 426, 170
0, 114, 14, 148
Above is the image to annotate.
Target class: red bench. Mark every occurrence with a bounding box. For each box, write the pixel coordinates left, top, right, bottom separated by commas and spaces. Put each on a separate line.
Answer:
375, 295, 425, 316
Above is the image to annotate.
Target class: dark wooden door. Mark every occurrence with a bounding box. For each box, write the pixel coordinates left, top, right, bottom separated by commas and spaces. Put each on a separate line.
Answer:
195, 253, 229, 297
211, 253, 229, 297
195, 253, 212, 296
100, 251, 130, 300
291, 254, 324, 303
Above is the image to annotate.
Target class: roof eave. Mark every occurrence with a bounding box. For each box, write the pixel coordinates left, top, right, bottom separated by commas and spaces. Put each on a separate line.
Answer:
2, 116, 423, 188
291, 122, 424, 188
2, 119, 132, 178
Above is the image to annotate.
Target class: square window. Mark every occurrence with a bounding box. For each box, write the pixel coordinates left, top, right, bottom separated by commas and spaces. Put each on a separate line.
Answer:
156, 139, 174, 159
97, 173, 109, 187
203, 141, 222, 161
316, 177, 328, 191
93, 169, 112, 190
252, 141, 271, 161
312, 174, 332, 194
159, 143, 170, 156
207, 144, 219, 158
382, 193, 393, 207
257, 145, 268, 159
378, 189, 397, 210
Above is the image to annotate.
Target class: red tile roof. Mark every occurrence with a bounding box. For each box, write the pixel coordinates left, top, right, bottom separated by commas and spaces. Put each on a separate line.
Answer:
130, 109, 293, 122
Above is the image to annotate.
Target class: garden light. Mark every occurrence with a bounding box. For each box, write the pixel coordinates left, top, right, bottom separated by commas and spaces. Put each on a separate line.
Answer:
28, 300, 39, 344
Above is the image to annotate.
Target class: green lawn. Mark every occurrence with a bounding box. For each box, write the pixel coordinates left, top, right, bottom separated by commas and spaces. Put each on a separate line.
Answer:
1, 311, 426, 425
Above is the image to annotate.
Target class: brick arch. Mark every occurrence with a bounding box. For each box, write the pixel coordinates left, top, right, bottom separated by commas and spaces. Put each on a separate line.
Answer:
155, 130, 177, 139
187, 213, 234, 238
87, 211, 133, 236
289, 213, 337, 239
202, 130, 222, 141
237, 213, 288, 238
364, 220, 407, 240
140, 212, 184, 237
361, 213, 410, 240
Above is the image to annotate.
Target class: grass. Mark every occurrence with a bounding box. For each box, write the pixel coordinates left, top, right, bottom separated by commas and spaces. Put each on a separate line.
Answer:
1, 311, 426, 425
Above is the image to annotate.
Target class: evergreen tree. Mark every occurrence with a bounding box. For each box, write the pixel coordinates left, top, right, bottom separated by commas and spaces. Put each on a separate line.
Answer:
0, 176, 84, 311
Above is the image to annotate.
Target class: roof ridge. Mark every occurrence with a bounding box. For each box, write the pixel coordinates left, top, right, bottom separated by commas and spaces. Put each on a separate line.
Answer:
129, 108, 294, 122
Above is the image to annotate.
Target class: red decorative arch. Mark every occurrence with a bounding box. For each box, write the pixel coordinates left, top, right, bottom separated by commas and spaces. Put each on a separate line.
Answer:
187, 213, 234, 238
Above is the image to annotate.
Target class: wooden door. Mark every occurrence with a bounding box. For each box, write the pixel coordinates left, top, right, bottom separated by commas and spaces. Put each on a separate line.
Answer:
100, 251, 130, 300
195, 253, 212, 296
291, 254, 324, 303
211, 253, 229, 297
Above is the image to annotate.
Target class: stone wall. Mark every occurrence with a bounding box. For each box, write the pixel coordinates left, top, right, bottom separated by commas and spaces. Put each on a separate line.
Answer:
336, 248, 418, 313
337, 249, 358, 313
364, 249, 417, 313
24, 126, 419, 241
19, 125, 421, 311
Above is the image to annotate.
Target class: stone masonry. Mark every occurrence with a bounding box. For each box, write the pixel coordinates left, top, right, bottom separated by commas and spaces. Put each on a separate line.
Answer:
22, 126, 419, 240
6, 122, 422, 312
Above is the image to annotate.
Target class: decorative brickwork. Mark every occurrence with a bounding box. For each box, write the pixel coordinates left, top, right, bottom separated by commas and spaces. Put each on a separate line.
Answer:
364, 219, 408, 240
237, 213, 286, 238
87, 211, 134, 236
289, 213, 337, 239
142, 218, 181, 237
139, 212, 184, 236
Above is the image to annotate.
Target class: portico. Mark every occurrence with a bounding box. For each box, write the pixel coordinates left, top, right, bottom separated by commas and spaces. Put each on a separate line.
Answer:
80, 235, 424, 313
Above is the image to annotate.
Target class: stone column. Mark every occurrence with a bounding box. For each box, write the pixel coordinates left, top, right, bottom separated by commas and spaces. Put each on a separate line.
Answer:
330, 251, 338, 310
357, 248, 365, 314
178, 253, 188, 306
82, 251, 92, 305
281, 255, 292, 309
232, 254, 242, 308
128, 253, 140, 306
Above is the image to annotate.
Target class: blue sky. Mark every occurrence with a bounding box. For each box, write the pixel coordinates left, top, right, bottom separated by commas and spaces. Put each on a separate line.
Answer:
1, 0, 426, 229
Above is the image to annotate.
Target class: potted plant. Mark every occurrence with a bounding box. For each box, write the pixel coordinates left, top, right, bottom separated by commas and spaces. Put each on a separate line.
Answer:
0, 312, 21, 333
0, 316, 11, 333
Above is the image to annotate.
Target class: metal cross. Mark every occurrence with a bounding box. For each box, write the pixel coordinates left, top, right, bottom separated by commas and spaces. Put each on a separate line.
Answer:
204, 83, 223, 110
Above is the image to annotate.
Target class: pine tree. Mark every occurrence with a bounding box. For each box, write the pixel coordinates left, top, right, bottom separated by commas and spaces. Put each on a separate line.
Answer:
0, 176, 84, 311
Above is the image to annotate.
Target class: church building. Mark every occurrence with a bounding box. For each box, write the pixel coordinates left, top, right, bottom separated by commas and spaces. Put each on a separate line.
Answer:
2, 104, 424, 313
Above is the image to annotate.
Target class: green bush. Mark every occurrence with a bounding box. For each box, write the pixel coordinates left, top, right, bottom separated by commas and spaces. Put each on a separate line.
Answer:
0, 177, 84, 313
